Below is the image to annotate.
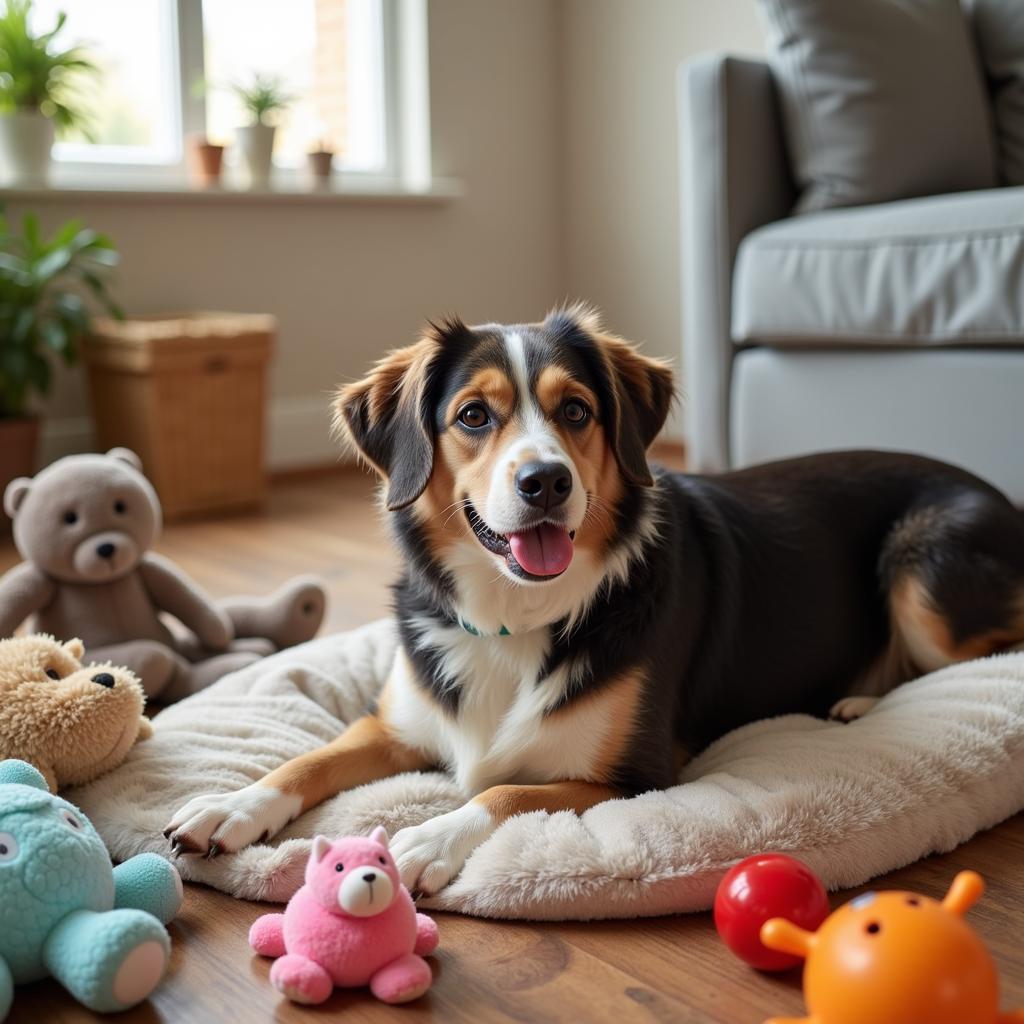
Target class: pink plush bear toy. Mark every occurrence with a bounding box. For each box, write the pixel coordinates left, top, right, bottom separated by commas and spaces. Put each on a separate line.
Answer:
248, 827, 439, 1005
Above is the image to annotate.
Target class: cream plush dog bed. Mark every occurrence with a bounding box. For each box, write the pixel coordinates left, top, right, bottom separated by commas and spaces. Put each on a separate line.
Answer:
69, 619, 1024, 920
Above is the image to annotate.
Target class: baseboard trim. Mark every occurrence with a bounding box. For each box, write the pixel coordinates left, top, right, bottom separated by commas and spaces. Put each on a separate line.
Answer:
265, 396, 351, 471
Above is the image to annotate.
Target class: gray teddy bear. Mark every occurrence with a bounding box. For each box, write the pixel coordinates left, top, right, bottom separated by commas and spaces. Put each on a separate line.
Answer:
0, 448, 326, 702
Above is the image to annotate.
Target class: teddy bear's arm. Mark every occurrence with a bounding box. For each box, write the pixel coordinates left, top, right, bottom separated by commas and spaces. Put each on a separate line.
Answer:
0, 562, 56, 636
414, 913, 440, 956
113, 852, 183, 925
138, 554, 233, 650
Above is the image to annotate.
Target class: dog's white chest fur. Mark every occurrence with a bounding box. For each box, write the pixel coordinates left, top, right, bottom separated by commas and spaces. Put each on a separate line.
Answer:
386, 623, 607, 796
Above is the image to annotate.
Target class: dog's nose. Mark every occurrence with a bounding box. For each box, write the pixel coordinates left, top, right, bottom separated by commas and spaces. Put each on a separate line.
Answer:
96, 542, 116, 560
515, 461, 572, 511
91, 672, 115, 688
362, 872, 376, 883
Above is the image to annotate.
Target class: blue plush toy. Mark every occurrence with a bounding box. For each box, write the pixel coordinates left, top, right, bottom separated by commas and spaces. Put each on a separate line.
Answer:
0, 759, 182, 1019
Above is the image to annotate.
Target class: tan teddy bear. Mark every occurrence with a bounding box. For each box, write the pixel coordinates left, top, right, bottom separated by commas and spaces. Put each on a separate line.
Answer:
0, 634, 151, 793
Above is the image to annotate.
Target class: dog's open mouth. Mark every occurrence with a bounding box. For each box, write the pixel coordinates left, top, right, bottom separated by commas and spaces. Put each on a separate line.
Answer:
465, 503, 575, 580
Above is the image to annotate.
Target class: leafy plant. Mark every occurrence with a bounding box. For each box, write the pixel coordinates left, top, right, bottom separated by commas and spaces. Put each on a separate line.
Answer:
231, 73, 293, 127
0, 212, 121, 419
0, 0, 97, 133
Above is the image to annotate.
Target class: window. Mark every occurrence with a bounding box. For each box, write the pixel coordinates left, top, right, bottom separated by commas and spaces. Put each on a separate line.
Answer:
201, 0, 386, 172
29, 0, 416, 183
32, 0, 180, 164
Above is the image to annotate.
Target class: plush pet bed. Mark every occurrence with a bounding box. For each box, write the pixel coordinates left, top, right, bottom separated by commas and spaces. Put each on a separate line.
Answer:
69, 620, 1024, 920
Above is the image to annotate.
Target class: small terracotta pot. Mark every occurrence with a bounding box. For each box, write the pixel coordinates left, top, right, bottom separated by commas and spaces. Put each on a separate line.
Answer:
187, 136, 225, 187
0, 415, 39, 529
307, 150, 334, 185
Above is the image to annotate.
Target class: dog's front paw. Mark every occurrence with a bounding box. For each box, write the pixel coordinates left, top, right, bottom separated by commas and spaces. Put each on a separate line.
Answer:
164, 785, 302, 857
391, 803, 495, 895
829, 695, 880, 723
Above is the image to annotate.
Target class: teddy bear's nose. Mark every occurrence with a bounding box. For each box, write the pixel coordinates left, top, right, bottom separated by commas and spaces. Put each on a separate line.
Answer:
362, 872, 376, 883
91, 672, 115, 688
96, 542, 116, 560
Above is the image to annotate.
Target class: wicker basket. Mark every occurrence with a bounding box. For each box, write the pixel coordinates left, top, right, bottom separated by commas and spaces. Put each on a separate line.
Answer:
84, 312, 275, 519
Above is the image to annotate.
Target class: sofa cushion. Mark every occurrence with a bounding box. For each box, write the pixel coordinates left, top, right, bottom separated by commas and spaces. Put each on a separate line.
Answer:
731, 348, 1024, 502
732, 187, 1024, 346
759, 0, 997, 213
965, 0, 1024, 185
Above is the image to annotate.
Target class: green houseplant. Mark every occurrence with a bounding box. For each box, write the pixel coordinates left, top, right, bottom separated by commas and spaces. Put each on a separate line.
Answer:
231, 73, 292, 189
0, 212, 120, 513
0, 0, 97, 184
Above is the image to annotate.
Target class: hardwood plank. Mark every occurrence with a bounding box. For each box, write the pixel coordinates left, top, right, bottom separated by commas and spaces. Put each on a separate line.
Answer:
2, 470, 1023, 1024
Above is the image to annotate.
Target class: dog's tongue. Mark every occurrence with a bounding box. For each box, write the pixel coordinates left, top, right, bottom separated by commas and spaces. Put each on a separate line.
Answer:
508, 523, 574, 577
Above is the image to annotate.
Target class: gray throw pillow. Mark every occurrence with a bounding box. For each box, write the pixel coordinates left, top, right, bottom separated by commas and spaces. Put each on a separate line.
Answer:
964, 0, 1024, 185
759, 0, 998, 213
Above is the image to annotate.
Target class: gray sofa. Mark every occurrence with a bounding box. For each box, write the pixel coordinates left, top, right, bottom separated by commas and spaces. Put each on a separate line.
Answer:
680, 55, 1024, 501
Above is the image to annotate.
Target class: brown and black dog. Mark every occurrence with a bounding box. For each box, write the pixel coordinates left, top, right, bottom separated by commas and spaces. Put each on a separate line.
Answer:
166, 306, 1024, 895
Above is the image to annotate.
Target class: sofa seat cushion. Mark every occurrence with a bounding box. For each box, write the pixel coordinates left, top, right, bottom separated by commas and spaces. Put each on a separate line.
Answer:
732, 186, 1024, 346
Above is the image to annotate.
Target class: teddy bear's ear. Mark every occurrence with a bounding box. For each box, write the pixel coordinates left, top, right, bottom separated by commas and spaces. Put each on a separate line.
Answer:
62, 638, 85, 661
3, 477, 31, 519
106, 447, 143, 472
311, 835, 332, 862
369, 825, 390, 849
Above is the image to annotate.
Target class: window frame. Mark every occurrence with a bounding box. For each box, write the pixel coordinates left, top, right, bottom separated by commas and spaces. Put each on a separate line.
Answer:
46, 0, 430, 192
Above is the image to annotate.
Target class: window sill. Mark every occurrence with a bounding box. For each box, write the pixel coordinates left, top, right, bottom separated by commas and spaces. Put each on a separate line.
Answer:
0, 175, 464, 206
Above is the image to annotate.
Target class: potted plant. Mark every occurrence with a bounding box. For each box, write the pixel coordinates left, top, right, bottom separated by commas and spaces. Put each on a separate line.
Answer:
0, 212, 121, 519
0, 0, 97, 185
231, 74, 292, 189
187, 134, 225, 188
307, 142, 334, 187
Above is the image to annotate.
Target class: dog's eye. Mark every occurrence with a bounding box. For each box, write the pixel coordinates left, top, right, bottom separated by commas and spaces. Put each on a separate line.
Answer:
114, 500, 127, 514
45, 668, 61, 680
563, 400, 589, 424
63, 510, 78, 525
457, 403, 490, 429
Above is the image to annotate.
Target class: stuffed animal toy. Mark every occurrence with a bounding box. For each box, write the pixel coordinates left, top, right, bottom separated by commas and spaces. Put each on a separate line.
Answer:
249, 827, 439, 1005
0, 448, 327, 702
0, 758, 183, 1019
0, 634, 151, 793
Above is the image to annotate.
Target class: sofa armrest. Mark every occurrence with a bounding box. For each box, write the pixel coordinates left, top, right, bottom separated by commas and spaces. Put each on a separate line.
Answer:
679, 54, 795, 472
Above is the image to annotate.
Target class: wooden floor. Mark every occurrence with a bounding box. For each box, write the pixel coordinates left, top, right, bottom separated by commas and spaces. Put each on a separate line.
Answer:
3, 467, 1023, 1024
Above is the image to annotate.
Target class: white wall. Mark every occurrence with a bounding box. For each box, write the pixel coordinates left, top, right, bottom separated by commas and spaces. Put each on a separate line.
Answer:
14, 0, 567, 469
16, 0, 769, 465
560, 0, 766, 438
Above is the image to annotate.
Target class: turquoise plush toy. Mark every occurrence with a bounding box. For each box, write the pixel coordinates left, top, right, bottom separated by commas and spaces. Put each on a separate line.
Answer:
0, 759, 182, 1019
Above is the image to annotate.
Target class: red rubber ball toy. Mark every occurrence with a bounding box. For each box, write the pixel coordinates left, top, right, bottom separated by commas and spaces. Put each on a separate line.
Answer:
714, 853, 830, 971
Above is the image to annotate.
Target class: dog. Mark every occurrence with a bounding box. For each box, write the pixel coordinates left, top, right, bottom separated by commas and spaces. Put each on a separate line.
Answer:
165, 306, 1024, 894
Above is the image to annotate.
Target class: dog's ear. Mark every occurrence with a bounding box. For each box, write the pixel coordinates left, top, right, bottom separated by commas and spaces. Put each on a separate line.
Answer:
335, 336, 439, 511
600, 336, 674, 486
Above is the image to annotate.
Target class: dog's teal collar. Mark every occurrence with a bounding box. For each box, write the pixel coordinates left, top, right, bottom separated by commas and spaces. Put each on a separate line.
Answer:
458, 617, 511, 637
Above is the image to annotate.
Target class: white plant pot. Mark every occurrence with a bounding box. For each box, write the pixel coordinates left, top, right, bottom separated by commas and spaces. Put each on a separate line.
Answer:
235, 123, 276, 189
0, 111, 54, 185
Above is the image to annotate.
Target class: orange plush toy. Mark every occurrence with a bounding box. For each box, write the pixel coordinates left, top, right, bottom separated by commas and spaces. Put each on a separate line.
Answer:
760, 871, 1024, 1024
